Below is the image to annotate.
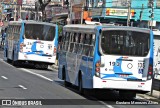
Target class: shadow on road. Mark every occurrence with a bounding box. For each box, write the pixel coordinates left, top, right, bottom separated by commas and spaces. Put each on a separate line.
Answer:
53, 80, 137, 103
5, 60, 52, 71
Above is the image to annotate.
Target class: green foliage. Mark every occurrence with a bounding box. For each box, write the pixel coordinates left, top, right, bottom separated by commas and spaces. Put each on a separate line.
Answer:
58, 24, 63, 36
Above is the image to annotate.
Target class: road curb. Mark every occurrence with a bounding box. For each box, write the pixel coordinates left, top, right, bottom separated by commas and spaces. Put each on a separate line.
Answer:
137, 93, 160, 102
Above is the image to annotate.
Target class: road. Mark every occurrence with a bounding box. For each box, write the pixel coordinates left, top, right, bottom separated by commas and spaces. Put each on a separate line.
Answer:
0, 49, 159, 108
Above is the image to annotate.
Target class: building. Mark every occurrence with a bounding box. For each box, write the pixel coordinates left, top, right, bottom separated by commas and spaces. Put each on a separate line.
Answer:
91, 0, 160, 29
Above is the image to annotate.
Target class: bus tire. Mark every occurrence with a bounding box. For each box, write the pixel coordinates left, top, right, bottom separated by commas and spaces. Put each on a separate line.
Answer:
78, 72, 84, 95
63, 66, 71, 87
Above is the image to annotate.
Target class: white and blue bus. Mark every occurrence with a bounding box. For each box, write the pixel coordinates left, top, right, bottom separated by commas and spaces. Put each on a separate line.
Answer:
4, 20, 58, 69
58, 24, 154, 98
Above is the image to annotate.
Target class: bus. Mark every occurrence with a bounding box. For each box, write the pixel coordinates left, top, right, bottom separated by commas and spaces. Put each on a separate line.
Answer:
58, 24, 154, 99
4, 20, 58, 69
153, 30, 160, 80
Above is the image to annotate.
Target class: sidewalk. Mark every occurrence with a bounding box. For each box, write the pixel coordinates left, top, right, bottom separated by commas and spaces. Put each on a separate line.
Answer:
50, 64, 160, 101
137, 90, 160, 100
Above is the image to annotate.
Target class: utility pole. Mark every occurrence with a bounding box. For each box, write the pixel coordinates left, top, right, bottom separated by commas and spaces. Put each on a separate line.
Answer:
149, 1, 154, 30
127, 0, 131, 26
149, 1, 154, 96
140, 4, 144, 22
66, 0, 71, 24
14, 4, 17, 21
19, 5, 21, 19
81, 3, 84, 24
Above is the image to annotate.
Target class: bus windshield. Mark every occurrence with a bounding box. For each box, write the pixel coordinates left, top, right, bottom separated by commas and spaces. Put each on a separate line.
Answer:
101, 30, 150, 56
25, 24, 55, 41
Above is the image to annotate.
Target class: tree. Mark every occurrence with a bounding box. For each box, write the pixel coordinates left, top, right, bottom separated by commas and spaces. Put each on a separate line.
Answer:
38, 0, 51, 21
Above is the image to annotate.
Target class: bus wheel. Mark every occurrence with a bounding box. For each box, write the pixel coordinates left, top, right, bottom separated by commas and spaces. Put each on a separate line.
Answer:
119, 90, 136, 100
63, 67, 70, 87
78, 74, 84, 95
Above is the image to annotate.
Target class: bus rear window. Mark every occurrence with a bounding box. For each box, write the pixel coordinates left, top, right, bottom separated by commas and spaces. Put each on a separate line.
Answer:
25, 24, 55, 41
101, 30, 150, 56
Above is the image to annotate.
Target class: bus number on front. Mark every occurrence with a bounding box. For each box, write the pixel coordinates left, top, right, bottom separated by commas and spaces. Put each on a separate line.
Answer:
138, 63, 145, 68
109, 62, 120, 66
27, 42, 32, 45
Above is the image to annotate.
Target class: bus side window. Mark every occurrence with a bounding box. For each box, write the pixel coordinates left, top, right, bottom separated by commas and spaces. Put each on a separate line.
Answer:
85, 34, 90, 44
82, 45, 90, 56
66, 32, 70, 42
75, 33, 79, 43
73, 33, 76, 42
77, 44, 83, 55
89, 34, 92, 45
63, 32, 67, 42
65, 42, 69, 51
78, 33, 81, 43
70, 32, 73, 42
89, 46, 94, 57
91, 34, 96, 45
73, 43, 79, 53
80, 33, 85, 43
69, 42, 74, 53
83, 34, 87, 44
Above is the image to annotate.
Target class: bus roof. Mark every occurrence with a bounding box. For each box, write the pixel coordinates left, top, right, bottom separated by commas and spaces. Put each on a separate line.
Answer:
64, 24, 99, 33
64, 24, 151, 33
9, 20, 57, 27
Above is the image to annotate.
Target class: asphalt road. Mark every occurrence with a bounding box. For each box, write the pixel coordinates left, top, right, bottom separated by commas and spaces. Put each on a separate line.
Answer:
0, 50, 159, 108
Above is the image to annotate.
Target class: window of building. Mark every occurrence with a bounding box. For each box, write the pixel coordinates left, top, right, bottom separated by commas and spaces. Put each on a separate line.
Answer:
112, 0, 128, 7
157, 0, 160, 8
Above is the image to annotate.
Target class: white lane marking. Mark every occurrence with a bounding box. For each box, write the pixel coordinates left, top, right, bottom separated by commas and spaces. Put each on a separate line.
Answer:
0, 58, 14, 67
20, 68, 53, 82
18, 85, 27, 90
98, 101, 114, 108
87, 96, 114, 108
0, 58, 53, 82
1, 76, 8, 80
